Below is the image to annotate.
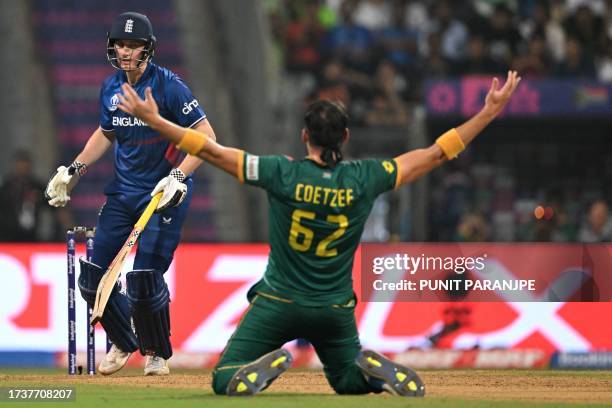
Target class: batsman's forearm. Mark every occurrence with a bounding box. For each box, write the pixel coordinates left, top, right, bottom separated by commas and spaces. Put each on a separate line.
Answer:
177, 151, 203, 175
75, 127, 113, 166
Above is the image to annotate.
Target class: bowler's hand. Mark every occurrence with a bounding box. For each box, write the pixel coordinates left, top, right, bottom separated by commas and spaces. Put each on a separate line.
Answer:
483, 70, 521, 118
117, 85, 159, 124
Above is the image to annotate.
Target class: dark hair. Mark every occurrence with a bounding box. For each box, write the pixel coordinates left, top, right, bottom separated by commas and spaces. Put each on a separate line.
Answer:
304, 100, 348, 168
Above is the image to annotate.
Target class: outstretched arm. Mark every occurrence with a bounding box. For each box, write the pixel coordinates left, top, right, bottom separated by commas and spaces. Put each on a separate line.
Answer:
394, 71, 521, 186
117, 84, 242, 179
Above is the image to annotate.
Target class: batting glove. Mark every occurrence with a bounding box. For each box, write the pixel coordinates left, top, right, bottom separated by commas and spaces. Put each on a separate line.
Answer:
151, 169, 187, 213
45, 161, 86, 207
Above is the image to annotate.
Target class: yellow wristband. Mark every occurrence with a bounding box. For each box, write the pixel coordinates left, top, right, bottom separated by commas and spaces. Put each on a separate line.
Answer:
435, 128, 465, 159
176, 128, 207, 156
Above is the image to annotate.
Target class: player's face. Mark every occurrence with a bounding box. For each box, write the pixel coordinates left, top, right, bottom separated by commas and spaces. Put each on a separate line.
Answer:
114, 40, 147, 71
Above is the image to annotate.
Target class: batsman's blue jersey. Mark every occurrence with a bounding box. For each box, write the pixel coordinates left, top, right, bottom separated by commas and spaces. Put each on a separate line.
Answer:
99, 62, 206, 194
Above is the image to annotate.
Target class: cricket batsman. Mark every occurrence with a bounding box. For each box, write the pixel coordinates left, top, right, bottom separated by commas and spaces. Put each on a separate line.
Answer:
44, 12, 216, 376
117, 71, 520, 394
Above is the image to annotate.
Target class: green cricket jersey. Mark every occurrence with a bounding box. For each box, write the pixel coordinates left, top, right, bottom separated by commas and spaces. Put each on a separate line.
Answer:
240, 153, 399, 306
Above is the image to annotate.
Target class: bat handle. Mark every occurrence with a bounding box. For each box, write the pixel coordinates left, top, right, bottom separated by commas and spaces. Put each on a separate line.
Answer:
135, 192, 163, 229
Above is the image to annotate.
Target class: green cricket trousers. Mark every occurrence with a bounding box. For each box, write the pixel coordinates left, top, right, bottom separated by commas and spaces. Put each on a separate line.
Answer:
212, 292, 377, 395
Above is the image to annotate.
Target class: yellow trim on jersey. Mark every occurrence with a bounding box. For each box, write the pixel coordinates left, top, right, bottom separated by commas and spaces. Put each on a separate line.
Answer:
331, 297, 356, 308
435, 128, 465, 159
393, 158, 402, 190
177, 128, 208, 156
257, 291, 293, 303
237, 150, 245, 184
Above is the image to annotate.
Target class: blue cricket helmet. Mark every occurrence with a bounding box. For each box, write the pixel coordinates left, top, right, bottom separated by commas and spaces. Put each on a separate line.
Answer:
106, 12, 156, 70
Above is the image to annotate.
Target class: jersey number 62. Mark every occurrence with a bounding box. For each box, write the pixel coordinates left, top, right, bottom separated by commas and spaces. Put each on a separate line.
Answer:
288, 209, 348, 257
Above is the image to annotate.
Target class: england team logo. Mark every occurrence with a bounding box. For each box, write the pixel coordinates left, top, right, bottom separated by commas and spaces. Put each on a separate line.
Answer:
109, 94, 119, 112
124, 19, 134, 33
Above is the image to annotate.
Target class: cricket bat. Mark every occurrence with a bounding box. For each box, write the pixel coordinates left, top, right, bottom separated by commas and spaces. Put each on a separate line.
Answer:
90, 192, 163, 326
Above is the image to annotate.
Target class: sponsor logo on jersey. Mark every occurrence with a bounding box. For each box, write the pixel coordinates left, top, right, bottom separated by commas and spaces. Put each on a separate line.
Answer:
109, 94, 119, 112
182, 99, 200, 115
162, 216, 173, 225
112, 116, 149, 127
246, 155, 259, 181
124, 19, 134, 33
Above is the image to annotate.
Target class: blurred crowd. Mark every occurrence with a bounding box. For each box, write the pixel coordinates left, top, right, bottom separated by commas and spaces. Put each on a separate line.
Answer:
429, 158, 612, 242
0, 150, 71, 242
1, 1, 610, 243
266, 0, 612, 243
267, 0, 612, 124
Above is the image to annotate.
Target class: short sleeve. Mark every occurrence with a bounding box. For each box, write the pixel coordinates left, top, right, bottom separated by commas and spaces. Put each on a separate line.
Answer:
99, 87, 115, 132
240, 153, 285, 192
359, 159, 399, 198
164, 78, 206, 128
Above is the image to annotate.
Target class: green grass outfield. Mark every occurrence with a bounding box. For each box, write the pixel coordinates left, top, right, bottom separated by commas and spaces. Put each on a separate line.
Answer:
1, 368, 612, 408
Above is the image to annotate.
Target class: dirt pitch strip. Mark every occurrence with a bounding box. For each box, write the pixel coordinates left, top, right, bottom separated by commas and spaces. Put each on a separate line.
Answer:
2, 369, 612, 407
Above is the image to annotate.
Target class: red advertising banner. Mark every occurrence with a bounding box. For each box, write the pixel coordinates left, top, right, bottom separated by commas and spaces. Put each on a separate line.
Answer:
1, 243, 612, 359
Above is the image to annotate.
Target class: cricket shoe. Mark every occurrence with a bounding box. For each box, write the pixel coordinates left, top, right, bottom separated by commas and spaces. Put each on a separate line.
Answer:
226, 348, 293, 396
98, 344, 132, 376
356, 350, 425, 397
144, 355, 170, 376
